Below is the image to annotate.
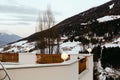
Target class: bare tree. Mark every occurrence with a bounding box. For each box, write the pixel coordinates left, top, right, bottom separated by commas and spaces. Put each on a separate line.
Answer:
47, 6, 55, 54
35, 14, 45, 53
36, 5, 60, 54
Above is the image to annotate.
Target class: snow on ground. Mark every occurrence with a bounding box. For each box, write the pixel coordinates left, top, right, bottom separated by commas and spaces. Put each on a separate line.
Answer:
0, 40, 36, 53
7, 47, 20, 53
0, 48, 3, 52
60, 41, 80, 47
103, 43, 120, 48
11, 40, 27, 46
81, 22, 88, 25
97, 15, 120, 22
109, 3, 114, 9
102, 37, 120, 48
11, 40, 35, 49
60, 41, 83, 54
0, 37, 120, 53
31, 50, 40, 54
105, 67, 114, 73
116, 37, 120, 42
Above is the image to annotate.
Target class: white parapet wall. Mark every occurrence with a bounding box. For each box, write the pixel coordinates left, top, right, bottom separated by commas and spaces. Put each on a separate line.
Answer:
19, 53, 36, 64
0, 54, 93, 80
0, 59, 78, 80
70, 54, 93, 80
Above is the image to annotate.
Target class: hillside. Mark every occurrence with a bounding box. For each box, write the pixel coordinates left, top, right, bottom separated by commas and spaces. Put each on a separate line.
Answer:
55, 0, 120, 44
17, 0, 120, 44
1, 0, 120, 53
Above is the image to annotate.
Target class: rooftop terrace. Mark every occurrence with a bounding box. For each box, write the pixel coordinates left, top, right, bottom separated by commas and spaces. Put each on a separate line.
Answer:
0, 53, 93, 80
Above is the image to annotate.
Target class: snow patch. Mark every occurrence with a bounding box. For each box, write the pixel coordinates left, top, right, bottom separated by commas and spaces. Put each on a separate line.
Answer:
0, 48, 3, 52
0, 36, 120, 54
97, 15, 120, 22
116, 38, 120, 42
105, 67, 114, 73
0, 40, 36, 53
11, 40, 27, 46
101, 38, 120, 48
7, 47, 20, 53
81, 23, 88, 25
109, 3, 114, 9
60, 41, 83, 54
103, 43, 120, 48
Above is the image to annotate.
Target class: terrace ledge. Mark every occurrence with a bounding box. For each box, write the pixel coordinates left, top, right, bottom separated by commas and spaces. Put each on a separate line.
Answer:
0, 58, 79, 70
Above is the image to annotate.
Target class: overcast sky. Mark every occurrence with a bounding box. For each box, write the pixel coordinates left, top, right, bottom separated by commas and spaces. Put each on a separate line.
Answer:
0, 0, 111, 37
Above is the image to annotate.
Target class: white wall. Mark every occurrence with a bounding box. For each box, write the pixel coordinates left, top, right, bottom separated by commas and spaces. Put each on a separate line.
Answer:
79, 55, 93, 80
0, 54, 93, 80
19, 53, 36, 64
70, 54, 93, 80
0, 60, 78, 80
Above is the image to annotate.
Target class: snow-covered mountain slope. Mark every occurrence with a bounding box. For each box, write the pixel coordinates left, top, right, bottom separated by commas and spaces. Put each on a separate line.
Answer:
0, 31, 22, 46
20, 0, 120, 46
53, 0, 120, 44
1, 0, 120, 53
0, 40, 35, 53
0, 37, 120, 54
56, 0, 120, 27
0, 40, 80, 53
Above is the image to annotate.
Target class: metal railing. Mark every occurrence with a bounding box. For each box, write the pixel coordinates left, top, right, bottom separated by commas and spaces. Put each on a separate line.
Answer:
0, 61, 11, 80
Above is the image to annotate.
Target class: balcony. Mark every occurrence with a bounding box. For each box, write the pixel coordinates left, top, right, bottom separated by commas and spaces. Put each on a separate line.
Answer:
0, 53, 93, 80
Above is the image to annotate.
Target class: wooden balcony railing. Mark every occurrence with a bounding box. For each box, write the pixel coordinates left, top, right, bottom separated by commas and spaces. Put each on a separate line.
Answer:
79, 57, 87, 74
36, 54, 70, 64
0, 53, 70, 64
0, 53, 18, 62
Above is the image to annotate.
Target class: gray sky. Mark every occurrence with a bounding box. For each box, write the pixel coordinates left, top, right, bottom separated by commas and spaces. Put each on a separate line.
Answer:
0, 0, 111, 37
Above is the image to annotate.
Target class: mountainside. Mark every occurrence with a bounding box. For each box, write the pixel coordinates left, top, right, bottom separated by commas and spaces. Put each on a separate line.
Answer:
1, 0, 120, 53
56, 0, 120, 27
19, 0, 120, 43
0, 31, 22, 46
55, 0, 120, 43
